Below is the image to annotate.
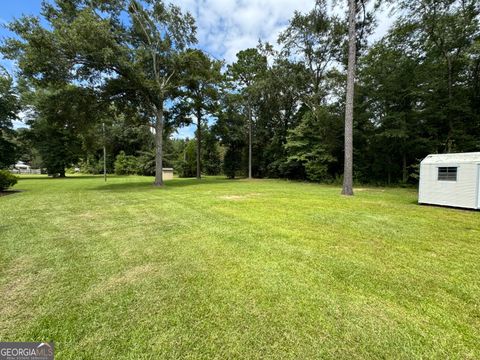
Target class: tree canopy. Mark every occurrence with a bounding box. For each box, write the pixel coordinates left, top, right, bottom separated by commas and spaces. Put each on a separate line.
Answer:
1, 0, 478, 186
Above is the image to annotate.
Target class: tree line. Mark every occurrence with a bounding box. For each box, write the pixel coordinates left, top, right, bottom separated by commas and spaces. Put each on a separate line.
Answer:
0, 0, 478, 186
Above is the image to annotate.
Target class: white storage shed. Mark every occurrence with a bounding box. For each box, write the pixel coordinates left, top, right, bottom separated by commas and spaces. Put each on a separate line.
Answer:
419, 152, 480, 209
162, 168, 174, 180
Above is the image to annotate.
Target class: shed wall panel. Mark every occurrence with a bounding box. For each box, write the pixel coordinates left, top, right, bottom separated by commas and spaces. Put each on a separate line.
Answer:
419, 163, 478, 209
162, 169, 174, 181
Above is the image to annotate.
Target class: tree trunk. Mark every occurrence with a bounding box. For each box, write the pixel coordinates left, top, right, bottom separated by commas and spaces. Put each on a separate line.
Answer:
196, 110, 202, 180
402, 153, 407, 183
248, 102, 252, 179
154, 106, 164, 187
446, 57, 453, 153
103, 122, 107, 182
341, 0, 356, 196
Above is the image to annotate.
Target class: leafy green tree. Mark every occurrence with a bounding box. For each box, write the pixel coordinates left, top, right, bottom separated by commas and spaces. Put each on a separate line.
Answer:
352, 1, 479, 183
175, 139, 196, 178
133, 136, 185, 176
177, 49, 222, 179
227, 48, 268, 179
360, 27, 423, 183
29, 117, 81, 177
24, 86, 96, 176
214, 94, 246, 179
285, 108, 342, 182
1, 0, 478, 187
239, 44, 309, 178
0, 69, 19, 169
107, 113, 154, 163
278, 1, 344, 109
277, 1, 351, 187
14, 127, 42, 169
127, 0, 196, 185
201, 125, 222, 175
394, 0, 480, 152
2, 0, 197, 185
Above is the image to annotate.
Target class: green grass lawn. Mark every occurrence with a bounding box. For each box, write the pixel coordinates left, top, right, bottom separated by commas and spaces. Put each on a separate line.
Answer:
1, 175, 479, 359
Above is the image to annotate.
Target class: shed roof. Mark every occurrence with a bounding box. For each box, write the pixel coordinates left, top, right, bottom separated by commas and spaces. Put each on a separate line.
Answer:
421, 152, 480, 165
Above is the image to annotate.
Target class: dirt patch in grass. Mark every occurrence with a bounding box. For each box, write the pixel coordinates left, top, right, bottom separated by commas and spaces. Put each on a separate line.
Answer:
219, 193, 262, 201
221, 195, 246, 201
84, 264, 157, 300
77, 211, 98, 220
355, 188, 385, 192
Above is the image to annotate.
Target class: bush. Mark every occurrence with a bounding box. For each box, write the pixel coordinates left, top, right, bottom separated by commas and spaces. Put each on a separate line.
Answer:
0, 170, 18, 191
114, 151, 139, 175
175, 159, 196, 178
79, 156, 104, 174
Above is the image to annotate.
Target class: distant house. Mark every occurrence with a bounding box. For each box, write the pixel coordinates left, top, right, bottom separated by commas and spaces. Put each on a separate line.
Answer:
15, 161, 30, 172
11, 161, 41, 174
419, 152, 480, 210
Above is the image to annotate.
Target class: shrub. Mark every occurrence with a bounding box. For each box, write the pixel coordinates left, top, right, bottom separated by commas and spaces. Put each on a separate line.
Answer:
175, 159, 196, 178
79, 156, 103, 174
114, 151, 139, 175
0, 170, 18, 191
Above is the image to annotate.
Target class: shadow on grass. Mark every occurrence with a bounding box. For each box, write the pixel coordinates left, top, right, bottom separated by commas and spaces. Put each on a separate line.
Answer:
18, 175, 104, 180
417, 202, 479, 212
90, 177, 241, 192
0, 190, 23, 197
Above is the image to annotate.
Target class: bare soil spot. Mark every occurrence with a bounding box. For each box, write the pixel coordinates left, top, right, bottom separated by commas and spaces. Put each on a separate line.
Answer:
220, 195, 246, 200
219, 192, 262, 201
355, 188, 385, 192
84, 264, 157, 300
77, 211, 97, 220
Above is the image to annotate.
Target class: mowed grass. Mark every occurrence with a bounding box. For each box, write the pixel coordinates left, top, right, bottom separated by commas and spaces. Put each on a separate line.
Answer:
0, 175, 479, 359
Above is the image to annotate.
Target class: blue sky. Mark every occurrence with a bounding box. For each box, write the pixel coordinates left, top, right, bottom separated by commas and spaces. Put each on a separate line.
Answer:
0, 0, 394, 137
0, 1, 42, 72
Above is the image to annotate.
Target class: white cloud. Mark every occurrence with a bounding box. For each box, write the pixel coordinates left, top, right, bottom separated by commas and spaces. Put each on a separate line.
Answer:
369, 4, 397, 43
174, 124, 195, 140
173, 0, 395, 64
173, 0, 313, 63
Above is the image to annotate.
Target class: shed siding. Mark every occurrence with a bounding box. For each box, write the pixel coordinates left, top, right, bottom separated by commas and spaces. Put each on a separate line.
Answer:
162, 169, 174, 181
419, 163, 478, 209
477, 165, 480, 209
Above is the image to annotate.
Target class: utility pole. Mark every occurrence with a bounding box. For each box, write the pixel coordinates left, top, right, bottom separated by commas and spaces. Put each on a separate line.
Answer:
196, 112, 202, 180
248, 101, 252, 179
103, 122, 107, 182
